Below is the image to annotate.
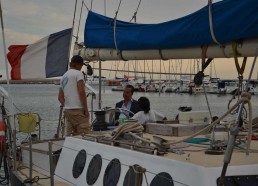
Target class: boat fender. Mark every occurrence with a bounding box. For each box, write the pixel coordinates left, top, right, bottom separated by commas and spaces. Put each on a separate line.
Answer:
194, 71, 204, 86
87, 64, 93, 76
0, 120, 5, 152
189, 118, 193, 123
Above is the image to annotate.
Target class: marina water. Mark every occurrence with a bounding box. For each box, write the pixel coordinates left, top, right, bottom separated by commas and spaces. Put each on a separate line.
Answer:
2, 84, 258, 140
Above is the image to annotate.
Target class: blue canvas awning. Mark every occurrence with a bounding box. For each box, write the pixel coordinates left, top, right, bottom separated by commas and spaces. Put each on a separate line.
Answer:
84, 0, 258, 50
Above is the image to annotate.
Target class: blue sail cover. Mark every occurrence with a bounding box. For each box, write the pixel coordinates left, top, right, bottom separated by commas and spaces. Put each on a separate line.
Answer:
84, 0, 258, 50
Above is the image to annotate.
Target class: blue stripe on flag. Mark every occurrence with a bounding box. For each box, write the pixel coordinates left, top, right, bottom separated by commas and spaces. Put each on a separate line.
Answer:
45, 28, 72, 78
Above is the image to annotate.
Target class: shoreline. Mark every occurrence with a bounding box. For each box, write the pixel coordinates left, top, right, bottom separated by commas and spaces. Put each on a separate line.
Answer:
0, 79, 60, 84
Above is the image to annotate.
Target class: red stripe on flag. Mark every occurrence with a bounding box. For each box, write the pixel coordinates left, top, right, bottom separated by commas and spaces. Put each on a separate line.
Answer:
7, 45, 28, 80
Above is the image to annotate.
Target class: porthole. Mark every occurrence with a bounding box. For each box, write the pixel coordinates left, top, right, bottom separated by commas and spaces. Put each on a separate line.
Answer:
150, 172, 174, 186
123, 164, 143, 186
103, 158, 121, 186
86, 154, 102, 185
72, 149, 86, 179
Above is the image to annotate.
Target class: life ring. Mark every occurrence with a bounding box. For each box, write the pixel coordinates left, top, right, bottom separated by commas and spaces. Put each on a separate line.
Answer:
0, 120, 5, 153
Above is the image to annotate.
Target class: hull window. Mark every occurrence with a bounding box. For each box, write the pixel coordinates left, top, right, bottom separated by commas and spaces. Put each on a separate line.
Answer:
103, 158, 121, 186
72, 149, 87, 179
150, 172, 174, 186
86, 154, 102, 185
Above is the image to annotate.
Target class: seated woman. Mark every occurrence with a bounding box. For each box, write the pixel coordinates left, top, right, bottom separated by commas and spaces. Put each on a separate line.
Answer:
131, 96, 167, 124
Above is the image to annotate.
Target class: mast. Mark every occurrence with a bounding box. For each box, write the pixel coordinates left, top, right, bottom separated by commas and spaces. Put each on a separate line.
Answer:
144, 60, 146, 84
152, 60, 154, 80
257, 63, 258, 80
210, 61, 213, 80
98, 61, 102, 109
159, 60, 161, 95
127, 61, 129, 77
190, 59, 192, 80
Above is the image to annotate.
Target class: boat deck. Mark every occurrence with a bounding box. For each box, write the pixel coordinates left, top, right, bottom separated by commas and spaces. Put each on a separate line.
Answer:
79, 129, 258, 168
16, 128, 258, 186
145, 133, 258, 168
20, 129, 258, 169
12, 168, 71, 186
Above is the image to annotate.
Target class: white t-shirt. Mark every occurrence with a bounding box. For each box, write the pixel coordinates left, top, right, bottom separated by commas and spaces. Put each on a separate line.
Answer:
131, 109, 165, 124
60, 69, 85, 109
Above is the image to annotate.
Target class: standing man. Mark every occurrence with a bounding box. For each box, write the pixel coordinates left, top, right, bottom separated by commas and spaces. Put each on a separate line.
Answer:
115, 84, 141, 123
58, 55, 89, 136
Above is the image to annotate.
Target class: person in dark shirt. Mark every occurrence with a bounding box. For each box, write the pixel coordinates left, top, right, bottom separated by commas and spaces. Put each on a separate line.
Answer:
115, 84, 141, 124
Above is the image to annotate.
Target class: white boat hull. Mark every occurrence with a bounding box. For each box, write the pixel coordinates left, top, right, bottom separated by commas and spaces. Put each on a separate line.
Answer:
55, 137, 258, 186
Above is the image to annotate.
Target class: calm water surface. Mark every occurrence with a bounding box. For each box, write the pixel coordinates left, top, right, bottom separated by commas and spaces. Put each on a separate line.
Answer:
1, 84, 258, 139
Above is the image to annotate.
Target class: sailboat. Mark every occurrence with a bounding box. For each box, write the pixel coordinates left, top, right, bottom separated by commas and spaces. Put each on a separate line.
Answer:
0, 0, 258, 185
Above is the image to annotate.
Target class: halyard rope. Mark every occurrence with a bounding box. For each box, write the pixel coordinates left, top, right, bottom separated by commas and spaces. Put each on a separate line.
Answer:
208, 0, 222, 47
113, 0, 122, 52
129, 0, 142, 22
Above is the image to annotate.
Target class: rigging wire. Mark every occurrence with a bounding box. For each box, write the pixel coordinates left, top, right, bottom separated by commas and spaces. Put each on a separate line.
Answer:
146, 61, 153, 80
202, 84, 213, 120
104, 0, 106, 16
90, 0, 93, 10
82, 0, 89, 11
208, 0, 222, 47
185, 60, 190, 75
75, 0, 84, 43
113, 0, 123, 51
192, 57, 213, 121
177, 60, 183, 81
107, 61, 114, 80
72, 0, 78, 32
137, 60, 144, 78
161, 61, 168, 80
129, 0, 142, 22
213, 60, 218, 78
170, 60, 177, 80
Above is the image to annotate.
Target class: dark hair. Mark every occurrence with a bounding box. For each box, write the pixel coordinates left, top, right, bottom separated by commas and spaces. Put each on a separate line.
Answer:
138, 97, 150, 114
71, 55, 84, 64
125, 84, 134, 94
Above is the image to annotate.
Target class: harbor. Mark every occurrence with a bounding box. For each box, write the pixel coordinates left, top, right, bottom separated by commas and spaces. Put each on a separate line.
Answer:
0, 0, 258, 185
1, 83, 258, 186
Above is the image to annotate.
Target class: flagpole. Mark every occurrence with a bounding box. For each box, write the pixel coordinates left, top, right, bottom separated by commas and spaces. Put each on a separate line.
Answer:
0, 0, 16, 171
0, 0, 10, 85
68, 0, 78, 61
0, 0, 14, 118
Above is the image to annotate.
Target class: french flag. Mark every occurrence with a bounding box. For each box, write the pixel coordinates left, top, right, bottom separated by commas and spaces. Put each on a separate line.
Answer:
7, 28, 72, 80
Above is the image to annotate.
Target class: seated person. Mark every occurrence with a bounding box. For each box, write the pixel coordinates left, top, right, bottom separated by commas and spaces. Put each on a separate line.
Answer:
131, 96, 167, 124
115, 85, 141, 124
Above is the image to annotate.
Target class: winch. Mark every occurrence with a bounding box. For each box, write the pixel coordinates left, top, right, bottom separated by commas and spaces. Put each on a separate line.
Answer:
92, 111, 109, 131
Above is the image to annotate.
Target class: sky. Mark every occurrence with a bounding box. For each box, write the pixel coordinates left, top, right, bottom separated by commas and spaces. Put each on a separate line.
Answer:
0, 0, 257, 80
